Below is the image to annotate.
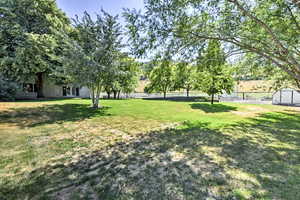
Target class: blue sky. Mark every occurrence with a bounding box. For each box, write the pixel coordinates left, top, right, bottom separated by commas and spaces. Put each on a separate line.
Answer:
56, 0, 145, 57
56, 0, 144, 20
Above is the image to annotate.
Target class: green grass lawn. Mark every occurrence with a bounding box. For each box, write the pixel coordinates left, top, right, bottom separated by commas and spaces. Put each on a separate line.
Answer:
0, 98, 299, 199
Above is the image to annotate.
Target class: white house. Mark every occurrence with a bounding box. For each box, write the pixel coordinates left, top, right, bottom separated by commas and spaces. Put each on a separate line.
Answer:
16, 75, 91, 99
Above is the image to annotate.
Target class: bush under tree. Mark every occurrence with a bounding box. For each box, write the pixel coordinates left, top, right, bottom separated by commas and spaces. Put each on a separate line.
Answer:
0, 75, 19, 101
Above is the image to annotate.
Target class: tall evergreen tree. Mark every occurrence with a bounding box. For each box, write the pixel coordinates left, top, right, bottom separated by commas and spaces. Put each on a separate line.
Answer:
197, 40, 234, 104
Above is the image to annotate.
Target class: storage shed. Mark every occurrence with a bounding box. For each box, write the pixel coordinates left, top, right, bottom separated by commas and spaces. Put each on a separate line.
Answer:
272, 88, 300, 106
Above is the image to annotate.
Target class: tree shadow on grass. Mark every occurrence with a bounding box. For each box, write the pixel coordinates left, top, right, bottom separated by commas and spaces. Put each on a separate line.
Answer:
142, 96, 210, 102
219, 111, 300, 199
1, 111, 300, 200
190, 103, 238, 113
1, 122, 230, 200
0, 104, 111, 128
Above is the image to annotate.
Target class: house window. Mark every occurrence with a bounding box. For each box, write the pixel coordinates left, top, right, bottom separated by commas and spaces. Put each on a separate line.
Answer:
66, 87, 71, 95
23, 83, 37, 93
63, 86, 80, 97
62, 86, 71, 96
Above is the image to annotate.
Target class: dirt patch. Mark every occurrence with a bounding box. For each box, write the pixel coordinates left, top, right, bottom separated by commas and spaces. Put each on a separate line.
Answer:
231, 106, 269, 117
231, 111, 256, 117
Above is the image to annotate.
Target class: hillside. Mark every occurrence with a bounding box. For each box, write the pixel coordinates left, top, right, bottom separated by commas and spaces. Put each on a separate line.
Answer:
236, 80, 274, 92
136, 80, 275, 93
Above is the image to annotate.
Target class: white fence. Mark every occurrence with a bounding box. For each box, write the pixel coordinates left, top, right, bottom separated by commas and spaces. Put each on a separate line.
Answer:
219, 92, 273, 103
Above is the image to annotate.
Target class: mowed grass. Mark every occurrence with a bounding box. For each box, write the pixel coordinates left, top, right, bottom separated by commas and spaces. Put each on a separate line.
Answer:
0, 98, 299, 199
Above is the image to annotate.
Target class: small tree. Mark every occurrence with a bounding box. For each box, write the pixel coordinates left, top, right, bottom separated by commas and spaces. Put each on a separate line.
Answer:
145, 59, 176, 99
103, 55, 139, 99
197, 40, 234, 104
174, 63, 197, 97
65, 10, 122, 108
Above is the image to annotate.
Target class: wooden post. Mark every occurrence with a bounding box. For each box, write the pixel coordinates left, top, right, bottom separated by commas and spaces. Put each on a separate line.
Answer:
291, 90, 294, 105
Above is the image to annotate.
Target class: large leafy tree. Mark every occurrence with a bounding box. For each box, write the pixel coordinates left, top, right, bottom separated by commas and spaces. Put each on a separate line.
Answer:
124, 0, 300, 87
0, 0, 71, 97
197, 40, 234, 104
65, 10, 123, 108
145, 59, 176, 99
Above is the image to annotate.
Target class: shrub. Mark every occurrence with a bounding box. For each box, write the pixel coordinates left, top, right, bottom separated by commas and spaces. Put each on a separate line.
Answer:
0, 75, 19, 101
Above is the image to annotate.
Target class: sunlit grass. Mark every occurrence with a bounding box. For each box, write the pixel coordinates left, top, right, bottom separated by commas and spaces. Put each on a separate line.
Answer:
0, 99, 299, 199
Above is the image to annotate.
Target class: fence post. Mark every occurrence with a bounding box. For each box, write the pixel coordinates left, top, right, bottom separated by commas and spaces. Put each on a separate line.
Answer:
280, 90, 282, 104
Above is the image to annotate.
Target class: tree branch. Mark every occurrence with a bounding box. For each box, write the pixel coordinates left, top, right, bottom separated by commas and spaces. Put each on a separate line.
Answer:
292, 0, 300, 10
188, 32, 300, 81
286, 3, 300, 31
227, 0, 288, 53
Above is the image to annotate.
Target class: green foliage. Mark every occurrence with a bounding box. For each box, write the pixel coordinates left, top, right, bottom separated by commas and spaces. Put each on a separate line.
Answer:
236, 54, 300, 89
0, 75, 19, 101
117, 56, 140, 94
124, 0, 300, 86
197, 40, 234, 104
103, 55, 140, 99
174, 63, 197, 97
234, 54, 270, 81
14, 33, 57, 75
271, 70, 300, 90
145, 59, 176, 98
64, 10, 123, 108
0, 0, 72, 97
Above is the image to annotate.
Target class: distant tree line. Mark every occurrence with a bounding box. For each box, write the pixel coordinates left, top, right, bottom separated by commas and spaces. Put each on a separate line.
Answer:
144, 40, 234, 104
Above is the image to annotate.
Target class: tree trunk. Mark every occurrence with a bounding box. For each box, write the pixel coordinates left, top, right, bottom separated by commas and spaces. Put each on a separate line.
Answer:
93, 85, 101, 109
92, 100, 99, 109
117, 91, 120, 99
91, 86, 95, 105
36, 72, 44, 98
107, 92, 111, 99
163, 91, 166, 99
91, 87, 97, 108
211, 93, 214, 105
113, 90, 117, 99
186, 88, 190, 98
